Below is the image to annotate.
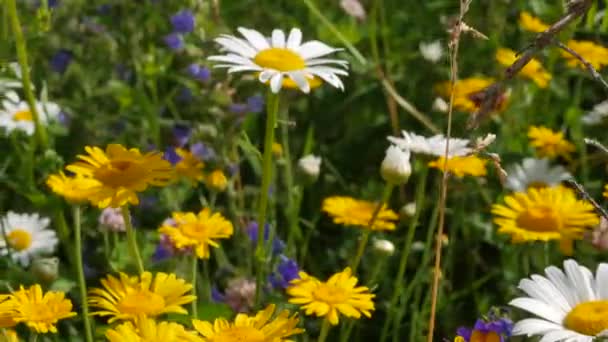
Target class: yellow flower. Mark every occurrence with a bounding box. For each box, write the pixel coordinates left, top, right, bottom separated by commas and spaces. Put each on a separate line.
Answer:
192, 304, 303, 341
46, 171, 100, 204
175, 148, 204, 183
435, 77, 496, 113
287, 267, 375, 325
0, 295, 17, 329
0, 285, 76, 334
205, 170, 228, 192
66, 144, 174, 208
519, 11, 549, 32
88, 272, 196, 323
561, 40, 608, 70
272, 142, 283, 157
496, 48, 551, 88
528, 126, 575, 160
427, 155, 487, 178
106, 316, 202, 342
492, 186, 599, 255
322, 196, 398, 231
158, 209, 233, 259
603, 184, 608, 199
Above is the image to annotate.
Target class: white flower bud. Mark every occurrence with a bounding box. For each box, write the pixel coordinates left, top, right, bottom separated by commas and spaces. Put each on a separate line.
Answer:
432, 97, 449, 113
298, 154, 322, 183
419, 41, 444, 63
400, 202, 417, 218
340, 0, 366, 20
411, 241, 425, 252
373, 239, 395, 256
381, 145, 411, 185
31, 257, 59, 283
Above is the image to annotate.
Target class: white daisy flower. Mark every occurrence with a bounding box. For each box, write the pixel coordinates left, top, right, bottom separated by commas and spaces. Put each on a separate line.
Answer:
505, 158, 572, 192
208, 27, 349, 93
387, 130, 472, 157
582, 99, 608, 125
0, 92, 60, 135
510, 259, 608, 342
0, 211, 58, 267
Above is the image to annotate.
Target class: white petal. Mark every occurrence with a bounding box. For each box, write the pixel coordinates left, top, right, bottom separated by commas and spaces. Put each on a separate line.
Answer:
545, 266, 578, 308
208, 54, 256, 66
269, 73, 283, 93
597, 264, 608, 299
288, 71, 310, 93
510, 297, 566, 323
271, 29, 286, 48
297, 41, 341, 59
539, 330, 584, 342
306, 58, 349, 67
564, 259, 594, 302
307, 69, 344, 90
286, 28, 303, 49
237, 27, 270, 51
227, 65, 262, 73
530, 274, 573, 312
215, 36, 257, 58
512, 318, 565, 336
259, 70, 276, 83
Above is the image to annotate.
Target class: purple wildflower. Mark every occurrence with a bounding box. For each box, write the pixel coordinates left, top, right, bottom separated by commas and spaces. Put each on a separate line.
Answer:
50, 50, 72, 74
270, 255, 300, 289
191, 142, 216, 161
245, 221, 285, 255
173, 124, 191, 147
246, 95, 264, 113
229, 103, 248, 114
187, 64, 211, 82
164, 147, 183, 165
456, 315, 513, 342
164, 33, 184, 51
170, 10, 195, 33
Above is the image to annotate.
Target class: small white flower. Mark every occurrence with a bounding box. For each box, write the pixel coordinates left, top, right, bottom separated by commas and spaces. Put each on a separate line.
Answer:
388, 130, 472, 157
505, 158, 571, 192
98, 207, 126, 232
372, 239, 394, 256
0, 92, 60, 135
582, 99, 608, 125
432, 97, 449, 112
510, 259, 608, 342
340, 0, 366, 20
0, 211, 58, 267
401, 202, 417, 218
419, 40, 444, 63
381, 144, 411, 184
298, 154, 322, 179
208, 27, 349, 93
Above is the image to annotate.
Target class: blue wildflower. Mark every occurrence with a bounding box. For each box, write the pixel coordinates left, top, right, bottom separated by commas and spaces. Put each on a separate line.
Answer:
229, 103, 249, 114
211, 286, 225, 303
455, 315, 513, 342
50, 50, 72, 74
191, 142, 216, 161
246, 95, 264, 113
164, 33, 184, 51
170, 10, 195, 33
152, 234, 175, 263
187, 63, 211, 82
164, 147, 183, 165
246, 221, 285, 255
176, 87, 194, 103
270, 255, 300, 289
173, 124, 191, 147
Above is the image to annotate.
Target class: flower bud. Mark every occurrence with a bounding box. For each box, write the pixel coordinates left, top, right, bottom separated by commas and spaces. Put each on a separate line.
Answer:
99, 207, 125, 232
432, 97, 449, 113
206, 169, 228, 192
400, 202, 417, 218
372, 239, 395, 256
31, 257, 59, 283
419, 41, 444, 63
297, 154, 322, 183
381, 145, 411, 185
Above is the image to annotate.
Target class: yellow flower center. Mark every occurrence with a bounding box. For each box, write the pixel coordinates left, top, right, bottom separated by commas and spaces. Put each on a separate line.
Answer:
7, 229, 32, 251
516, 205, 561, 232
312, 283, 348, 305
13, 110, 33, 122
94, 160, 146, 188
253, 48, 306, 72
181, 222, 209, 241
211, 326, 265, 342
564, 300, 608, 336
116, 290, 166, 315
19, 301, 60, 323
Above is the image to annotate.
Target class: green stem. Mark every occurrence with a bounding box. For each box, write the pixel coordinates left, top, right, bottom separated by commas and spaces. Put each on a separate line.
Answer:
254, 91, 280, 305
120, 205, 144, 274
318, 319, 332, 342
380, 167, 429, 342
29, 333, 37, 342
281, 104, 301, 252
6, 0, 48, 150
191, 254, 198, 318
72, 206, 94, 342
301, 0, 366, 65
349, 183, 394, 273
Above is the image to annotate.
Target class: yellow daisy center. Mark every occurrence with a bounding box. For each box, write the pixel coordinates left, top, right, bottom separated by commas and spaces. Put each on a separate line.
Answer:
181, 222, 209, 240
7, 229, 32, 251
253, 48, 306, 71
13, 110, 33, 122
312, 283, 349, 305
18, 301, 61, 323
564, 300, 608, 336
115, 290, 166, 315
211, 326, 265, 342
94, 160, 145, 188
516, 205, 562, 232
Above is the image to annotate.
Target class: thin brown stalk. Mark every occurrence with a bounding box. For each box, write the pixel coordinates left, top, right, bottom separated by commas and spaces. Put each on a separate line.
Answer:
426, 1, 471, 341
557, 42, 608, 91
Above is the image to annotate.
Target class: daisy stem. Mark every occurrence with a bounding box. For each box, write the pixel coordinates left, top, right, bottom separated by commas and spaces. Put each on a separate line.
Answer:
254, 91, 280, 305
6, 0, 48, 150
318, 319, 332, 342
120, 205, 144, 274
72, 205, 94, 342
349, 183, 394, 274
191, 254, 198, 319
28, 333, 37, 342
